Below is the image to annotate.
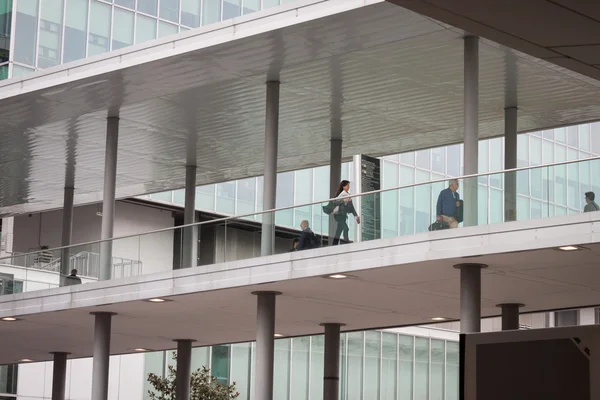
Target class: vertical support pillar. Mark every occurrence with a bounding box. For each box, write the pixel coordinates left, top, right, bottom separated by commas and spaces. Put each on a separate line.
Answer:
99, 117, 119, 281
455, 264, 486, 333
504, 107, 518, 222
463, 36, 479, 227
51, 352, 68, 400
329, 138, 342, 245
90, 312, 114, 400
321, 323, 343, 400
253, 291, 280, 400
181, 165, 197, 269
497, 303, 523, 331
261, 81, 280, 256
60, 187, 74, 283
175, 339, 194, 400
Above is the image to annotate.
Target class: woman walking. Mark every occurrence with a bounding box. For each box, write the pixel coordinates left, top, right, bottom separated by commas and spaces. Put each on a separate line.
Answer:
333, 180, 360, 245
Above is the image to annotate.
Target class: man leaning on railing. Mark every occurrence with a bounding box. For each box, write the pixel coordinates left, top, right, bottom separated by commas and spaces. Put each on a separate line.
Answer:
436, 179, 461, 229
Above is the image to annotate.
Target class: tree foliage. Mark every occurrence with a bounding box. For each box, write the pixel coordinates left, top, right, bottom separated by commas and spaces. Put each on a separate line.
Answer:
147, 352, 239, 400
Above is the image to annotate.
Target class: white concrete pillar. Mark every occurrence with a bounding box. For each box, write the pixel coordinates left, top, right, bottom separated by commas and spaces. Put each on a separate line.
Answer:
463, 36, 479, 227
253, 291, 280, 400
99, 117, 119, 281
90, 312, 114, 400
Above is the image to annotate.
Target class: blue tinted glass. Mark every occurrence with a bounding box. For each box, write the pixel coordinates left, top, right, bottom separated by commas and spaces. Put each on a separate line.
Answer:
64, 0, 87, 63
138, 0, 158, 16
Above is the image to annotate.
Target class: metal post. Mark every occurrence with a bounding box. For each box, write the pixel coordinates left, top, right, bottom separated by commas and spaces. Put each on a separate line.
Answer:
99, 117, 119, 281
90, 312, 114, 400
253, 291, 280, 400
175, 339, 193, 400
504, 107, 518, 222
60, 187, 74, 283
261, 81, 280, 257
497, 303, 523, 331
455, 264, 486, 333
329, 138, 342, 245
182, 165, 197, 269
51, 352, 68, 400
322, 323, 343, 400
463, 36, 479, 227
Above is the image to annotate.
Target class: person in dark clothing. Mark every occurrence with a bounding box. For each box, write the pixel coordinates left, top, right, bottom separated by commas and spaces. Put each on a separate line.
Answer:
64, 269, 82, 286
289, 239, 299, 252
333, 180, 361, 245
584, 191, 599, 212
296, 220, 317, 250
436, 179, 461, 228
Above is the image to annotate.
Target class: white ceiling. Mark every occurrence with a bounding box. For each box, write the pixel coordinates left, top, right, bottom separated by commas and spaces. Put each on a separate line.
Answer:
1, 1, 600, 216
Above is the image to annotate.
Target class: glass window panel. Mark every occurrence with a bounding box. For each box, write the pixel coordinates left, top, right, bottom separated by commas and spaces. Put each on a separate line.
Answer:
431, 147, 445, 174
489, 138, 503, 188
310, 336, 324, 400
243, 0, 260, 14
591, 160, 600, 199
415, 176, 430, 233
416, 149, 430, 170
135, 14, 157, 43
138, 0, 158, 16
517, 134, 529, 167
276, 171, 294, 227
274, 339, 291, 400
542, 139, 553, 164
531, 199, 542, 219
158, 20, 178, 37
555, 165, 567, 206
431, 339, 445, 400
191, 346, 210, 371
478, 185, 488, 225
555, 127, 566, 144
543, 129, 554, 140
181, 0, 201, 27
14, 0, 39, 65
64, 0, 88, 63
223, 0, 241, 19
203, 0, 221, 25
381, 333, 397, 400
159, 0, 179, 22
38, 0, 63, 68
414, 337, 429, 400
568, 148, 578, 161
555, 144, 566, 162
580, 160, 591, 196
567, 163, 579, 209
490, 188, 503, 224
400, 151, 415, 167
567, 126, 578, 147
172, 189, 184, 205
115, 0, 135, 9
230, 344, 251, 400
531, 167, 543, 199
294, 169, 313, 230
237, 178, 256, 215
384, 154, 399, 162
143, 351, 166, 396
88, 1, 111, 56
112, 7, 134, 50
530, 136, 542, 166
592, 123, 600, 155
364, 332, 380, 399
291, 337, 310, 400
340, 334, 347, 398
216, 181, 236, 214
517, 170, 529, 196
580, 124, 591, 151
447, 145, 460, 177
0, 365, 17, 394
478, 140, 489, 185
382, 161, 399, 238
399, 335, 413, 400
150, 191, 172, 203
11, 64, 35, 77
346, 332, 363, 400
263, 0, 280, 9
446, 341, 459, 400
517, 196, 530, 221
211, 345, 230, 385
555, 205, 567, 216
196, 184, 215, 210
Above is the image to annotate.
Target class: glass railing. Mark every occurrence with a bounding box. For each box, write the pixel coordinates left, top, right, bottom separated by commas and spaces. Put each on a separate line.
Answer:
1, 157, 599, 297
0, 62, 8, 81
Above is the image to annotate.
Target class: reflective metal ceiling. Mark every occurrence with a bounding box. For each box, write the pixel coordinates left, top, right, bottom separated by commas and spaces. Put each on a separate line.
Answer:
1, 0, 600, 216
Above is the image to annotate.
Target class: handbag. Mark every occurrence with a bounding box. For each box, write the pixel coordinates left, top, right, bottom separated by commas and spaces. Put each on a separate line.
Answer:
429, 221, 449, 231
455, 199, 464, 223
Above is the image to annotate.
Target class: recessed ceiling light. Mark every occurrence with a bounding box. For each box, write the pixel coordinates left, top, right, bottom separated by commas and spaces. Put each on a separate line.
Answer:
558, 245, 580, 251
431, 317, 448, 321
274, 333, 284, 338
134, 348, 150, 352
328, 274, 348, 279
19, 359, 33, 362
147, 298, 166, 303
1, 317, 18, 322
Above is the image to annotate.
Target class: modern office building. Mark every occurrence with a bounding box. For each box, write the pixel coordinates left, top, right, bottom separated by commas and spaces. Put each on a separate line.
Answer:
2, 0, 600, 400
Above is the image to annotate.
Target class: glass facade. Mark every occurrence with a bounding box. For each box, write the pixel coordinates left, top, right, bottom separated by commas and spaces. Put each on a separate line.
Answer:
143, 122, 600, 236
2, 0, 301, 80
143, 330, 458, 400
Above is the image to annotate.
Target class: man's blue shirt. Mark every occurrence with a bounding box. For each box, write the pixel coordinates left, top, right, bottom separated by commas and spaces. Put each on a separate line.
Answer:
436, 188, 460, 217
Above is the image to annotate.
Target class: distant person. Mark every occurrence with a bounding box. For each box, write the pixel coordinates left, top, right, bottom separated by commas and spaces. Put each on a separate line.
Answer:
296, 220, 318, 251
333, 180, 361, 245
64, 269, 82, 286
436, 179, 461, 229
37, 245, 53, 264
289, 239, 299, 252
584, 192, 599, 212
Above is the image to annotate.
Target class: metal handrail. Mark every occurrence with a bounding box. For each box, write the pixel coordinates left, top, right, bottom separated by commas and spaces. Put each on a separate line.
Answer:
3, 155, 599, 259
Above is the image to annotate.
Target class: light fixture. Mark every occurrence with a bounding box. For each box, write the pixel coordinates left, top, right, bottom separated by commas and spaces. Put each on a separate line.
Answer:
147, 298, 166, 303
431, 317, 448, 322
274, 333, 284, 338
328, 274, 348, 279
19, 359, 33, 362
558, 245, 580, 251
1, 317, 18, 322
134, 348, 150, 352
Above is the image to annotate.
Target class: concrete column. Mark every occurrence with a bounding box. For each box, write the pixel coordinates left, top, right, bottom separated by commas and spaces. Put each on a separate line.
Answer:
99, 117, 119, 281
51, 352, 68, 400
497, 303, 523, 331
463, 36, 479, 227
90, 312, 114, 400
328, 138, 342, 245
175, 339, 193, 400
60, 186, 74, 283
455, 264, 486, 333
253, 291, 280, 400
321, 323, 343, 400
261, 81, 280, 257
181, 165, 197, 269
504, 107, 518, 222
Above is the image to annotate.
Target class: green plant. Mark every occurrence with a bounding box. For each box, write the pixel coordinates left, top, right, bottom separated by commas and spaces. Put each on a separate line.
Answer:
147, 352, 239, 400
